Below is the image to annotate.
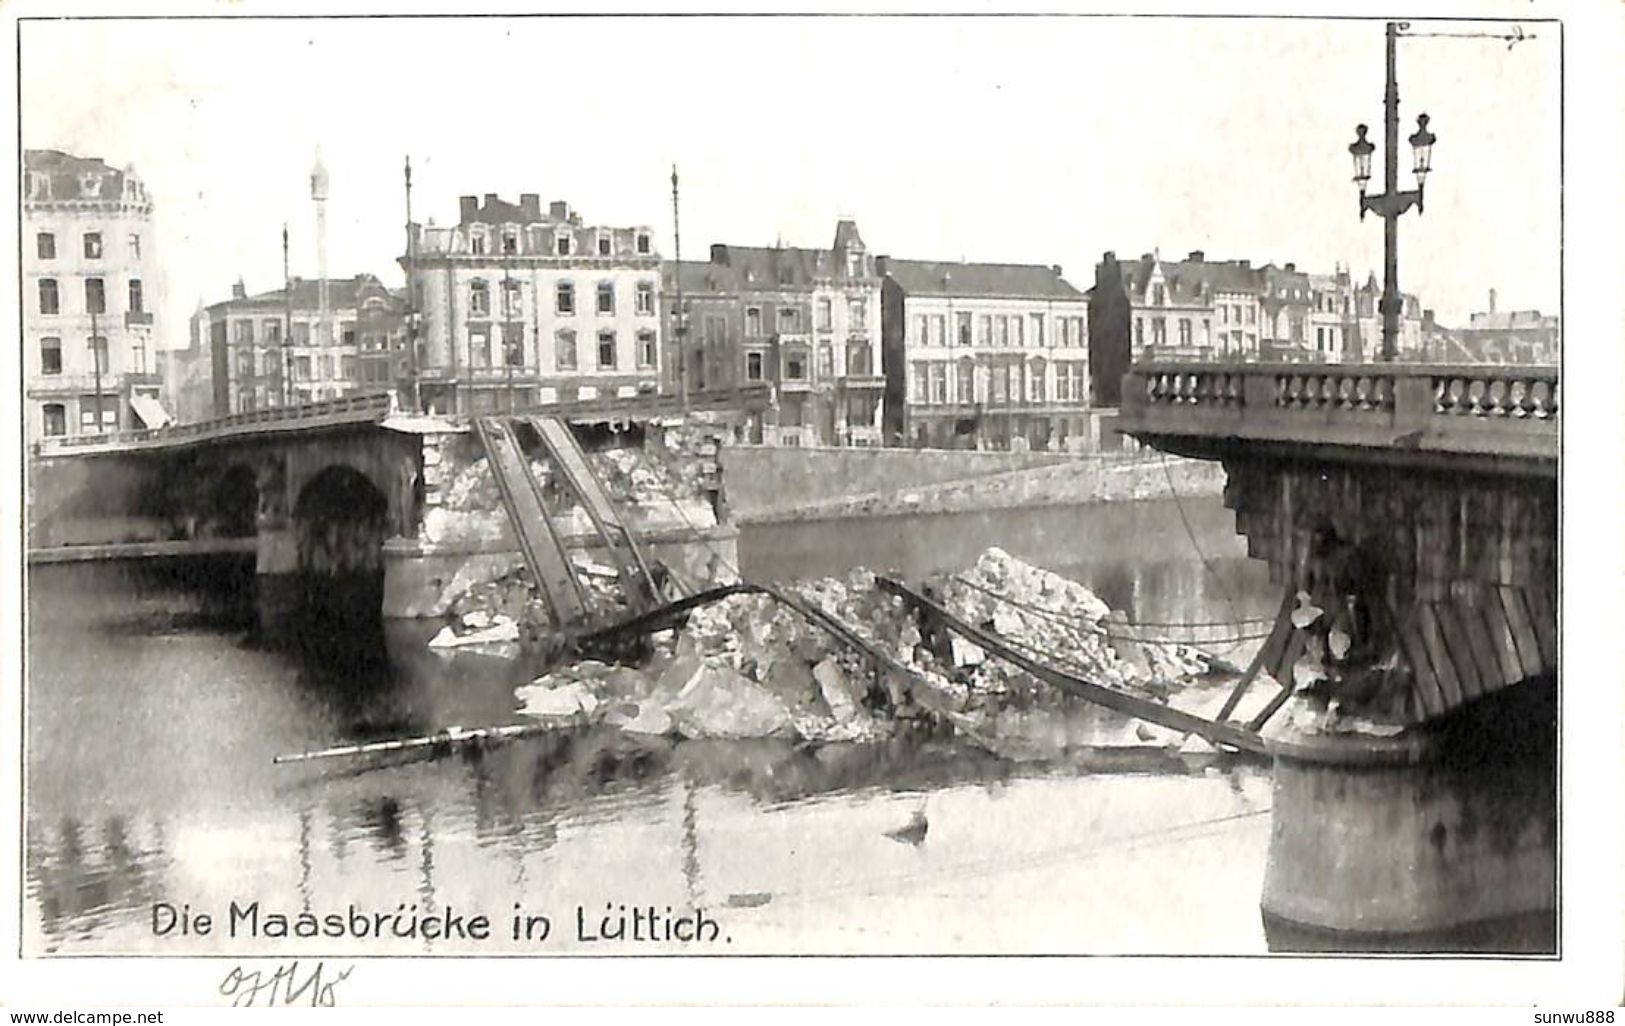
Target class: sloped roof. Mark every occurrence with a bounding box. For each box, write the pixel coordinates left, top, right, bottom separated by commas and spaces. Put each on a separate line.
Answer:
207, 274, 403, 314
884, 259, 1085, 300
25, 148, 146, 205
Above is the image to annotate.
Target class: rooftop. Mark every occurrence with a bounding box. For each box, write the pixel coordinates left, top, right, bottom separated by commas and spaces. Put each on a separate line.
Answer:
25, 148, 148, 207
882, 258, 1085, 300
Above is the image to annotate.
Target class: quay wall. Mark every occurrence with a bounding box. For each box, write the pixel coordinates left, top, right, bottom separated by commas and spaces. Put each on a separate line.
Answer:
732, 453, 1227, 524
720, 445, 1074, 520
28, 456, 176, 548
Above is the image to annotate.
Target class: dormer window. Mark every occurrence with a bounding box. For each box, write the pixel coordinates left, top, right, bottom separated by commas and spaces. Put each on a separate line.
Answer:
502, 230, 518, 255
598, 233, 612, 257
471, 232, 486, 256
555, 233, 572, 257
846, 251, 861, 278
78, 172, 103, 199
1152, 284, 1165, 305
636, 232, 651, 255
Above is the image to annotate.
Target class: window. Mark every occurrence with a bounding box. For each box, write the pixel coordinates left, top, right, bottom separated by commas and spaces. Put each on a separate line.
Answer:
929, 362, 947, 404
235, 320, 255, 345
636, 233, 651, 255
745, 307, 762, 336
786, 354, 806, 380
470, 280, 490, 317
555, 233, 572, 257
556, 281, 575, 315
127, 279, 144, 314
471, 233, 486, 256
503, 323, 524, 367
36, 233, 55, 260
237, 347, 255, 379
292, 322, 311, 345
957, 360, 975, 404
597, 329, 616, 369
40, 337, 61, 375
817, 299, 833, 331
1179, 318, 1192, 346
469, 326, 491, 367
556, 329, 578, 370
596, 282, 615, 315
909, 361, 928, 403
1153, 284, 1165, 305
294, 356, 312, 381
847, 340, 873, 376
80, 400, 116, 432
1030, 313, 1044, 348
915, 315, 929, 345
956, 312, 972, 347
816, 342, 833, 378
1246, 305, 1255, 325
1134, 319, 1145, 348
636, 281, 655, 315
1055, 362, 1073, 402
1073, 317, 1086, 346
1013, 316, 1024, 347
779, 306, 801, 333
996, 316, 1010, 348
1058, 318, 1071, 347
342, 355, 357, 379
129, 234, 141, 259
747, 351, 765, 382
1221, 305, 1230, 325
1030, 359, 1046, 402
503, 280, 522, 316
978, 315, 992, 345
343, 324, 358, 347
131, 336, 146, 375
42, 403, 66, 437
637, 329, 657, 369
1152, 320, 1167, 346
502, 232, 518, 256
85, 278, 107, 315
597, 235, 612, 257
848, 299, 867, 330
83, 233, 102, 259
990, 364, 1008, 404
38, 279, 59, 315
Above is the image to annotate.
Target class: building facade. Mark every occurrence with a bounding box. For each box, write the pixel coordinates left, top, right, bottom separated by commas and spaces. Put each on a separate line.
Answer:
405, 194, 662, 415
23, 149, 165, 441
1090, 250, 1427, 406
880, 259, 1091, 451
197, 274, 406, 415
1442, 290, 1560, 363
663, 221, 885, 446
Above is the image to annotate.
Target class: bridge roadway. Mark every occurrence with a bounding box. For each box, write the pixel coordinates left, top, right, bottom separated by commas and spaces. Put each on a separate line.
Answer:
1118, 359, 1558, 950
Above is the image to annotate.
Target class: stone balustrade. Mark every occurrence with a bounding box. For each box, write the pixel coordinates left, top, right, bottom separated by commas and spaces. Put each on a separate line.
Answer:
1121, 362, 1558, 468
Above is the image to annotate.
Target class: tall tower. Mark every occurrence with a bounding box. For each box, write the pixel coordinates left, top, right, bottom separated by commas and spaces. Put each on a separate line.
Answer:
310, 149, 330, 350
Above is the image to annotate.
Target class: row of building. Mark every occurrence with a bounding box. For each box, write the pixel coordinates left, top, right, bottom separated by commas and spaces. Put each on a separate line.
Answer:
22, 148, 1561, 449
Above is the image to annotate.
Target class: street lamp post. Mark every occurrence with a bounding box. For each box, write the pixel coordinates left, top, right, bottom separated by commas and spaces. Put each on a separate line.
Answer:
1348, 21, 1436, 363
90, 306, 104, 432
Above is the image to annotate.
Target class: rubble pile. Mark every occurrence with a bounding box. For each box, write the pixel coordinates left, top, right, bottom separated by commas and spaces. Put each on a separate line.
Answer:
508, 549, 1230, 753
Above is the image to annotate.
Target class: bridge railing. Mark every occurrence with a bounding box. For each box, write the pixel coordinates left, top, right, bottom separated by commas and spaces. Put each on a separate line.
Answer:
1119, 362, 1558, 462
32, 391, 398, 456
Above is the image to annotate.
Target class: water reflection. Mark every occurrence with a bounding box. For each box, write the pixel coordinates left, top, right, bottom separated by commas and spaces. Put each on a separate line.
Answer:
27, 500, 1288, 956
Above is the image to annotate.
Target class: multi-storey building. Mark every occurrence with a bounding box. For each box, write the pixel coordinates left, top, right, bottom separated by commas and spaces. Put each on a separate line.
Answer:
405, 194, 662, 415
23, 149, 166, 441
662, 221, 885, 446
1441, 290, 1560, 364
1090, 250, 1429, 405
197, 274, 406, 415
879, 258, 1091, 450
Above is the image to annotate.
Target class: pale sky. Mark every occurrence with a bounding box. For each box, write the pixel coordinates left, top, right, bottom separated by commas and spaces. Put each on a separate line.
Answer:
21, 13, 1560, 350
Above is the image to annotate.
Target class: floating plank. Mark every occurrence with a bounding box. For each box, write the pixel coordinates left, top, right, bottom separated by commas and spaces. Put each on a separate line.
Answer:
1396, 605, 1448, 719
1497, 585, 1545, 681
1522, 582, 1557, 667
1431, 600, 1484, 702
1417, 603, 1466, 712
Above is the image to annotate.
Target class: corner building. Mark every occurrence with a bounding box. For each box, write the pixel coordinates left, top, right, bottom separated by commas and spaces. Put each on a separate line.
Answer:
405, 194, 663, 415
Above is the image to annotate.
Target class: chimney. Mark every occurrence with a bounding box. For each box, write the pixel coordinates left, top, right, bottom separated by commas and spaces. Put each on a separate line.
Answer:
520, 193, 541, 221
1187, 250, 1205, 262
1103, 250, 1117, 263
459, 195, 478, 223
549, 200, 569, 221
874, 254, 890, 277
1489, 288, 1497, 314
1051, 264, 1063, 278
1141, 252, 1154, 262
1284, 262, 1295, 272
483, 193, 498, 211
232, 278, 247, 300
1237, 259, 1251, 270
710, 243, 730, 266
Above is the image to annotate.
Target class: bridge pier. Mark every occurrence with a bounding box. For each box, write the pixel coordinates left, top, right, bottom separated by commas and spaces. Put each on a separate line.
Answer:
1261, 676, 1556, 950
253, 514, 301, 640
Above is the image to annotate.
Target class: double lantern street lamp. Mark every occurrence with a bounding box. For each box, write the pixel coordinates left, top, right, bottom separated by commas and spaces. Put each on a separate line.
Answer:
1347, 21, 1437, 363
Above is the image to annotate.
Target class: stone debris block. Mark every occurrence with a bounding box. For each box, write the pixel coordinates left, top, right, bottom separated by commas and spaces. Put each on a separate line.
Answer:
428, 615, 520, 649
515, 679, 600, 719
666, 661, 797, 740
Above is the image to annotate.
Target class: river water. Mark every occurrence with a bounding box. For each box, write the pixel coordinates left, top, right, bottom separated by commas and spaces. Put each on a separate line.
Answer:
26, 497, 1292, 956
